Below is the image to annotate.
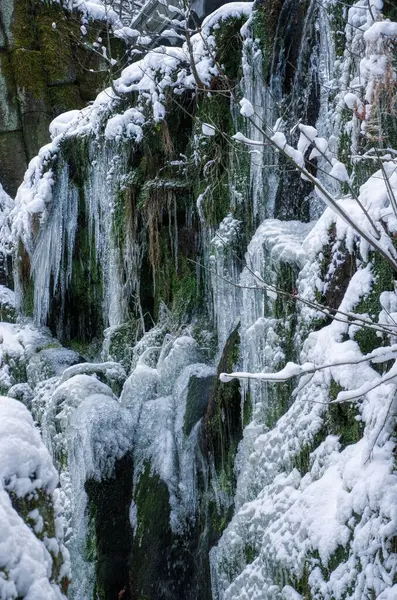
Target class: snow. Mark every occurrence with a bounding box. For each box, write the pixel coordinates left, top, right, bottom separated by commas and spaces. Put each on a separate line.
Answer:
213, 84, 397, 596
120, 331, 215, 532
233, 131, 265, 146
0, 396, 68, 599
239, 97, 255, 118
271, 131, 305, 168
49, 111, 81, 139
329, 160, 350, 183
344, 92, 361, 110
6, 0, 397, 598
364, 20, 397, 42
200, 2, 252, 30
202, 123, 216, 136
297, 124, 318, 155
52, 0, 122, 28
0, 182, 15, 256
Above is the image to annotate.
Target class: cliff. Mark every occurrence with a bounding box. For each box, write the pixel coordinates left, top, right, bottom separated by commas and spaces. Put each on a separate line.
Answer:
0, 0, 397, 599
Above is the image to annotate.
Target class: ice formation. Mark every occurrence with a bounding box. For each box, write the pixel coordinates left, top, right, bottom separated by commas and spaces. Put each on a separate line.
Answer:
2, 0, 397, 598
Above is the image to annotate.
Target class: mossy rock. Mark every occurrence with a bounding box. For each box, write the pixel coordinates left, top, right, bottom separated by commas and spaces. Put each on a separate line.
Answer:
104, 321, 138, 371
10, 487, 69, 592
5, 0, 37, 51
0, 300, 16, 323
36, 7, 76, 86
11, 48, 50, 113
131, 461, 205, 599
0, 51, 22, 132
8, 382, 34, 409
86, 455, 133, 600
0, 130, 28, 196
48, 83, 83, 116
203, 323, 242, 469
72, 37, 109, 103
184, 373, 216, 436
131, 465, 173, 599
26, 346, 83, 390
251, 0, 287, 81
21, 110, 52, 159
201, 324, 243, 546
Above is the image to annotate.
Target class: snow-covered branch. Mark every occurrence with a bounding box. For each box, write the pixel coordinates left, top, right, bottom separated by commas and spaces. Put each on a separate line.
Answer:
220, 344, 397, 393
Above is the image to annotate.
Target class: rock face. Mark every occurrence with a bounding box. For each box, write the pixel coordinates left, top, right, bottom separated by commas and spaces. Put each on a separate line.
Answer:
2, 0, 397, 599
0, 0, 122, 196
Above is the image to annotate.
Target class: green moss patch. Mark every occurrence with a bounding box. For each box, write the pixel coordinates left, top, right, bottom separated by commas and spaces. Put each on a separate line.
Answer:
36, 7, 76, 85
10, 0, 37, 50
48, 83, 82, 115
11, 48, 50, 113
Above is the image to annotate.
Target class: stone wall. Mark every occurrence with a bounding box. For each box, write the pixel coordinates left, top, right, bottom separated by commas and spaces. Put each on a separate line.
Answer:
0, 0, 123, 196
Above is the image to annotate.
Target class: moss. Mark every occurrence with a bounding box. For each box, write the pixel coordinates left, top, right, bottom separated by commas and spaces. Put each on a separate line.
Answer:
251, 0, 284, 81
327, 380, 364, 448
86, 454, 133, 600
214, 16, 246, 82
3, 354, 28, 387
203, 325, 242, 543
204, 325, 242, 473
145, 200, 201, 323
36, 6, 76, 86
11, 48, 49, 110
105, 321, 138, 370
243, 391, 253, 426
264, 262, 299, 428
112, 185, 128, 250
48, 83, 82, 115
18, 240, 34, 317
130, 463, 199, 599
244, 544, 257, 566
0, 130, 28, 196
291, 562, 311, 600
10, 488, 68, 590
46, 145, 104, 344
59, 135, 90, 188
66, 209, 104, 343
338, 115, 352, 164
353, 252, 395, 356
292, 427, 327, 475
170, 256, 200, 321
328, 0, 356, 58
384, 0, 397, 20
0, 51, 21, 130
0, 302, 16, 323
10, 0, 37, 50
192, 92, 236, 226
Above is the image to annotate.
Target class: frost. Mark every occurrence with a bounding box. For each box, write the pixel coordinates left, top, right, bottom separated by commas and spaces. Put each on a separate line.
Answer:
121, 331, 215, 532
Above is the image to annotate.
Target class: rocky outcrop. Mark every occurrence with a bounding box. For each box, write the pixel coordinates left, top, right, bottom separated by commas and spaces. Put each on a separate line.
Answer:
0, 0, 124, 196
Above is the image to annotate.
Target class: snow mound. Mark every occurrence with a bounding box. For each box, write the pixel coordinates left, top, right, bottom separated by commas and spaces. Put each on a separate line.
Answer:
0, 396, 69, 599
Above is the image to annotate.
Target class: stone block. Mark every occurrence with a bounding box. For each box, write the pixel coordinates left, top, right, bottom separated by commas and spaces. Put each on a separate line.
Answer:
0, 130, 27, 196
36, 8, 77, 86
48, 83, 83, 116
0, 51, 22, 132
11, 48, 51, 114
0, 0, 37, 51
22, 111, 52, 160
